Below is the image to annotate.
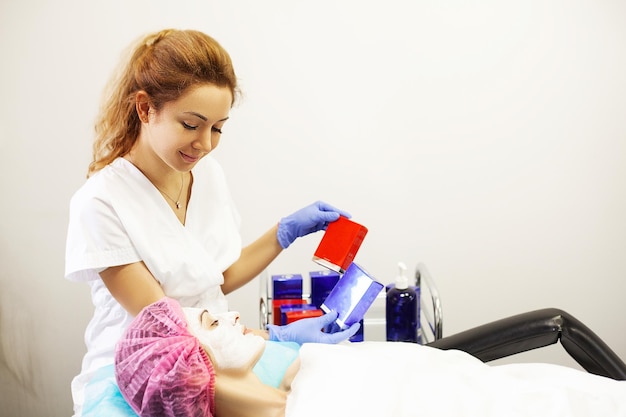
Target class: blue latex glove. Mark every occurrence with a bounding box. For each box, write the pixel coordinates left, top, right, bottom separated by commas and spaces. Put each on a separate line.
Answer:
267, 311, 361, 345
276, 201, 351, 249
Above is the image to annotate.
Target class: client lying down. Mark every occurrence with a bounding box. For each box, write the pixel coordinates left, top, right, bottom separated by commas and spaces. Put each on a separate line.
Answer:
111, 297, 626, 417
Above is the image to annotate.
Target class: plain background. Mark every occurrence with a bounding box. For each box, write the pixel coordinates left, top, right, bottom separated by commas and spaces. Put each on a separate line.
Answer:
1, 1, 625, 416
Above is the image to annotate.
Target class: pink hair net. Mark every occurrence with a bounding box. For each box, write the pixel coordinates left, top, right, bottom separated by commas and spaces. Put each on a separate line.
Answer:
115, 297, 215, 417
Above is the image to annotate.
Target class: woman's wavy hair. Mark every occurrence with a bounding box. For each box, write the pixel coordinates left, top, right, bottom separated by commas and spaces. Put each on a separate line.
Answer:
88, 29, 239, 177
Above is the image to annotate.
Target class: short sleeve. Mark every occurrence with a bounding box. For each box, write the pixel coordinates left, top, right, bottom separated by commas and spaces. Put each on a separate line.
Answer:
65, 174, 141, 282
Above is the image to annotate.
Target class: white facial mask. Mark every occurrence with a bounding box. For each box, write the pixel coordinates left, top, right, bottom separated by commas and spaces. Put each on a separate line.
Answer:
183, 308, 265, 370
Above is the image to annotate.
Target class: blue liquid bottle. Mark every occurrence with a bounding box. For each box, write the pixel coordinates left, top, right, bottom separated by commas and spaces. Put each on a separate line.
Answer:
386, 262, 418, 342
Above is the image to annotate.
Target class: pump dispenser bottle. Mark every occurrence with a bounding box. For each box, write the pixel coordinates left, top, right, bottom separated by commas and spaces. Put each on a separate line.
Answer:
386, 262, 418, 342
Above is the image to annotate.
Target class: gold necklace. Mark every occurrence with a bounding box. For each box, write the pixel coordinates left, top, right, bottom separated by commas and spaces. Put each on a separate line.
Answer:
126, 155, 185, 209
154, 173, 185, 209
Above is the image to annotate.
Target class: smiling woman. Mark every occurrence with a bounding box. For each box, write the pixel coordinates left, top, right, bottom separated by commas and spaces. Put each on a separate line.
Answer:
128, 84, 232, 174
88, 29, 239, 177
64, 28, 355, 417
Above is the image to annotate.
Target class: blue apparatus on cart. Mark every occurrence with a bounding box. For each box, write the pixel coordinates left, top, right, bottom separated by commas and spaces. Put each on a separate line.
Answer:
259, 262, 443, 344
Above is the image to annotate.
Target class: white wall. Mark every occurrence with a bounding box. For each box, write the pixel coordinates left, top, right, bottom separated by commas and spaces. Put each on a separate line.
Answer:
1, 1, 625, 416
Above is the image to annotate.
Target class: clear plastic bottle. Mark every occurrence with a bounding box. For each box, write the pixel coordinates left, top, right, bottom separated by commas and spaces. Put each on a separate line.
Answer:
386, 262, 418, 342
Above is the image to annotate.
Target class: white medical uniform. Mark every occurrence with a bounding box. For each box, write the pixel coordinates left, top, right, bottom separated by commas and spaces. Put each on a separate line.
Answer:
65, 156, 241, 416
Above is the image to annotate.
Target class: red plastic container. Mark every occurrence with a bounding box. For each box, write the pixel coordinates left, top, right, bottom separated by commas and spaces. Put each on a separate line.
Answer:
284, 308, 324, 324
272, 299, 306, 325
312, 216, 368, 273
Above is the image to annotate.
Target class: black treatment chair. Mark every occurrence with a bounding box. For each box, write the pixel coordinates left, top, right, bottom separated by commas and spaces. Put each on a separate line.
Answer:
427, 307, 626, 381
415, 263, 626, 381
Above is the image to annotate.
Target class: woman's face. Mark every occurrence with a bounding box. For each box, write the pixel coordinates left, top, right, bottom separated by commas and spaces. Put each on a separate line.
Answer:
137, 83, 233, 172
183, 308, 266, 372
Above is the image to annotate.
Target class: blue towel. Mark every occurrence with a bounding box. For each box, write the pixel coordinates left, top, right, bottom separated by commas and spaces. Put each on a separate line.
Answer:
82, 364, 138, 417
252, 341, 300, 388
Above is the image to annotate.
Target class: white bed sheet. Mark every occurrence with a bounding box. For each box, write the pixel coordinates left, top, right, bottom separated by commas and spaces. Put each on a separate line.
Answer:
286, 342, 626, 417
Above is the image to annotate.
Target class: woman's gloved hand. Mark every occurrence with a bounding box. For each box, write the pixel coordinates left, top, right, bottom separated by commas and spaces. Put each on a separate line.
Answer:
267, 311, 360, 345
276, 201, 351, 249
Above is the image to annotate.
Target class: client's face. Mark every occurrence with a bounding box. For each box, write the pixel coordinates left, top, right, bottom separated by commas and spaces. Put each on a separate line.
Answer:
183, 308, 265, 371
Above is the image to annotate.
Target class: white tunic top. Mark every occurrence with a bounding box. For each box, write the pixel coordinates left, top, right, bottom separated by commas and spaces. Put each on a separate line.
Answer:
65, 156, 241, 415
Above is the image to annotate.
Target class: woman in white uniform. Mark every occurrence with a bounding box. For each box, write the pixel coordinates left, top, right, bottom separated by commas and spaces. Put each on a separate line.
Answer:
65, 28, 357, 416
